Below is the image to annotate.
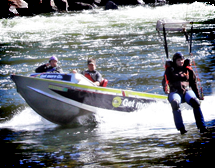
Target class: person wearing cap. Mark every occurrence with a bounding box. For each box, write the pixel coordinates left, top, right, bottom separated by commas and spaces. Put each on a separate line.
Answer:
162, 52, 207, 134
81, 58, 102, 86
35, 56, 63, 73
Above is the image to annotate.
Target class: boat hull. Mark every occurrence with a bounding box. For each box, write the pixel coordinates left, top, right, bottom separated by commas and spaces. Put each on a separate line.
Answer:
11, 75, 93, 125
11, 74, 167, 125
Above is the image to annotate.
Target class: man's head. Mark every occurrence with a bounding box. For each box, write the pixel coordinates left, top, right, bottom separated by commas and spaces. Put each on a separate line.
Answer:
173, 52, 184, 67
87, 58, 96, 71
49, 56, 58, 67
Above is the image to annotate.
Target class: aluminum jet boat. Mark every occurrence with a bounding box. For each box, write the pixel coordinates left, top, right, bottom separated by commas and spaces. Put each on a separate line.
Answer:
11, 73, 167, 125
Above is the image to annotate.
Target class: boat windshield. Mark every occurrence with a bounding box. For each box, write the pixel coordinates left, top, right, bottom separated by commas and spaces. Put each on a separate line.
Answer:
74, 73, 96, 86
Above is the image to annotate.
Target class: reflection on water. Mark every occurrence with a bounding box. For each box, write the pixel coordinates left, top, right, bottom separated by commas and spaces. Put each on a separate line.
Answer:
0, 2, 215, 167
0, 94, 215, 166
1, 119, 215, 167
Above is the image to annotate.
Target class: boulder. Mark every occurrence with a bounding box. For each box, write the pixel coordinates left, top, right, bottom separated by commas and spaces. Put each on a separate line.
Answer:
23, 0, 44, 15
75, 0, 100, 4
7, 0, 28, 17
53, 0, 68, 11
99, 0, 144, 6
67, 1, 94, 11
105, 1, 118, 10
23, 0, 56, 15
40, 0, 56, 13
0, 0, 11, 18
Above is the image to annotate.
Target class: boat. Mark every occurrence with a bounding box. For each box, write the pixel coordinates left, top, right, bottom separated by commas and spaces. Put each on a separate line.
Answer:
11, 73, 167, 125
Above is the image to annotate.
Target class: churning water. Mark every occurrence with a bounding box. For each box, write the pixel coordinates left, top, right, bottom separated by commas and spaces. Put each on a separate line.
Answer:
0, 2, 215, 167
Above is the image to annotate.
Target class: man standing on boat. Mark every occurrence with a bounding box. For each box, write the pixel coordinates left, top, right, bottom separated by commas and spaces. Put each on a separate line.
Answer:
162, 52, 208, 134
81, 58, 102, 86
35, 56, 63, 73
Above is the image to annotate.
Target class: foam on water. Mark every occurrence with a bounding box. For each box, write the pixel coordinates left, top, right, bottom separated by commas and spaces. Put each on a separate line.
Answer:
0, 108, 56, 131
95, 93, 215, 138
1, 93, 214, 137
0, 2, 214, 44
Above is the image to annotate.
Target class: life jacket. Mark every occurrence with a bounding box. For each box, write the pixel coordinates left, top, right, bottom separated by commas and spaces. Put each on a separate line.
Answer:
165, 60, 173, 69
84, 72, 108, 87
162, 60, 173, 93
84, 73, 95, 82
183, 58, 193, 70
162, 59, 192, 93
100, 78, 108, 87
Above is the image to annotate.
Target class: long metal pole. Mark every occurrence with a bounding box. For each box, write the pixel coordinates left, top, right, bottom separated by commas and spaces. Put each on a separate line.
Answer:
190, 22, 193, 54
163, 24, 169, 58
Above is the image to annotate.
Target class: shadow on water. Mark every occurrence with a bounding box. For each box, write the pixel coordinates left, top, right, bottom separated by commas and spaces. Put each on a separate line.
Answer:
0, 120, 215, 167
0, 125, 97, 167
0, 128, 30, 167
148, 125, 215, 167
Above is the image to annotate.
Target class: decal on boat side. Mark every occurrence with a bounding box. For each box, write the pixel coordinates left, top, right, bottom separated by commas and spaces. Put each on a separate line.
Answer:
122, 99, 135, 108
48, 85, 68, 92
36, 73, 72, 81
112, 97, 122, 107
112, 97, 146, 110
41, 74, 63, 79
50, 87, 155, 112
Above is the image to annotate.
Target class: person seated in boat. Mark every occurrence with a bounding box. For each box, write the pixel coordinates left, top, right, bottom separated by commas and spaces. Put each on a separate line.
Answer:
81, 58, 102, 86
35, 56, 63, 73
72, 58, 108, 87
162, 52, 207, 135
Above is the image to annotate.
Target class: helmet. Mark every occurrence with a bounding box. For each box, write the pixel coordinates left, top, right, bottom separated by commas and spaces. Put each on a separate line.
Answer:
172, 52, 184, 63
49, 56, 58, 62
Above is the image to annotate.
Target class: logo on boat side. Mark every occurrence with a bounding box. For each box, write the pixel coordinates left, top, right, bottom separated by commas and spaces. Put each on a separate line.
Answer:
112, 97, 122, 108
40, 74, 63, 79
112, 96, 145, 110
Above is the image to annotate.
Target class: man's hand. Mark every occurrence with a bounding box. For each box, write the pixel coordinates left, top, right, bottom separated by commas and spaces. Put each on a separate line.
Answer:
94, 81, 100, 86
71, 70, 77, 73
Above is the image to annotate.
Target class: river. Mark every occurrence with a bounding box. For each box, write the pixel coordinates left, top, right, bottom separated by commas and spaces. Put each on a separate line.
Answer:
0, 2, 215, 167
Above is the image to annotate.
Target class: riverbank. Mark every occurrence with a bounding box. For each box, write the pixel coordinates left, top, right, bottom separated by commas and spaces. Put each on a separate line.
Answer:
1, 0, 214, 19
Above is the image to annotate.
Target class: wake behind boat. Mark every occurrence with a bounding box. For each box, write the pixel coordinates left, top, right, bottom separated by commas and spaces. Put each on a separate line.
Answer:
11, 73, 167, 125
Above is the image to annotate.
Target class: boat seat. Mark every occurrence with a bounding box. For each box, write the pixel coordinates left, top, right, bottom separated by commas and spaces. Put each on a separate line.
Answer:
100, 78, 108, 87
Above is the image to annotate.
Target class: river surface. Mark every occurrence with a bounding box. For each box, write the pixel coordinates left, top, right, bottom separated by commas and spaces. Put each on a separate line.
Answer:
0, 2, 215, 167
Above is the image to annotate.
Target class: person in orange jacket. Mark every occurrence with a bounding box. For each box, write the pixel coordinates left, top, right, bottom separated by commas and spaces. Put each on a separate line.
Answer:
81, 58, 102, 86
162, 52, 207, 134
